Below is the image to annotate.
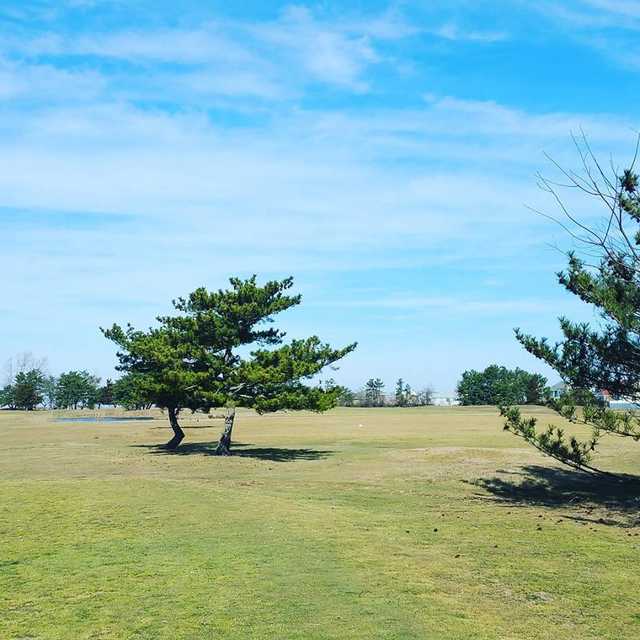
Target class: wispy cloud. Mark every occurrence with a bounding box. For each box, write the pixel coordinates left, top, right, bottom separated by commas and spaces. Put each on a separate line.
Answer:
0, 207, 137, 230
421, 95, 635, 142
530, 0, 640, 69
326, 294, 561, 315
0, 88, 632, 364
0, 1, 637, 386
250, 6, 380, 91
0, 57, 105, 102
0, 3, 513, 102
552, 0, 640, 26
432, 23, 507, 43
0, 9, 392, 96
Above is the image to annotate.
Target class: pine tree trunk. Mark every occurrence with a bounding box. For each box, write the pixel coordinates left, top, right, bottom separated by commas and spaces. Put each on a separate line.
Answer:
166, 406, 185, 449
214, 408, 236, 456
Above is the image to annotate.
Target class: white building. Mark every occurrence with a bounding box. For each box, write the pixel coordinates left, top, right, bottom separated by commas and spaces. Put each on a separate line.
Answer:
431, 395, 461, 407
549, 381, 568, 400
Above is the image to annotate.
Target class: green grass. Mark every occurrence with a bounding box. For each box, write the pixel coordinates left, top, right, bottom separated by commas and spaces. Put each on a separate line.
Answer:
1, 406, 639, 639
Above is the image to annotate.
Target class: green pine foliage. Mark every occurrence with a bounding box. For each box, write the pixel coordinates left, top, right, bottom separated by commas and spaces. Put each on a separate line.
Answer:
102, 276, 356, 452
0, 369, 46, 410
457, 365, 547, 406
111, 373, 154, 410
395, 378, 406, 407
55, 371, 102, 409
363, 378, 385, 407
504, 142, 640, 473
0, 385, 13, 408
12, 369, 45, 410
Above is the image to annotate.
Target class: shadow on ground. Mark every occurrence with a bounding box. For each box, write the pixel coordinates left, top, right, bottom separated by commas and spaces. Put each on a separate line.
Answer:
469, 465, 640, 528
151, 424, 218, 430
133, 441, 333, 462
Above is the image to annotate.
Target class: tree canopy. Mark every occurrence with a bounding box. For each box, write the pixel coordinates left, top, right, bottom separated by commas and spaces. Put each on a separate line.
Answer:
102, 276, 356, 453
457, 365, 547, 406
0, 369, 46, 410
55, 370, 101, 409
395, 378, 411, 407
111, 373, 154, 410
503, 139, 640, 473
363, 378, 385, 407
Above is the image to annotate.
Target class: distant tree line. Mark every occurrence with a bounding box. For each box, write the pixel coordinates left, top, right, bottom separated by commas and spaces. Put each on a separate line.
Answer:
1, 354, 547, 413
0, 354, 153, 411
342, 369, 548, 408
337, 378, 434, 407
456, 365, 547, 406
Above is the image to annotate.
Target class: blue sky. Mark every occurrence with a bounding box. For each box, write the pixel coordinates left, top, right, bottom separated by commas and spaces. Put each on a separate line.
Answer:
2, 0, 640, 394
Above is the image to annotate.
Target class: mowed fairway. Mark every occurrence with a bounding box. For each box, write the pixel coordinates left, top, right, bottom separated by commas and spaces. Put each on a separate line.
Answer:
1, 407, 639, 639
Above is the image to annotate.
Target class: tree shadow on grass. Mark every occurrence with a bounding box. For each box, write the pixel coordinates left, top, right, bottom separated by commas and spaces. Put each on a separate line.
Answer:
468, 465, 640, 528
133, 441, 333, 462
150, 424, 218, 430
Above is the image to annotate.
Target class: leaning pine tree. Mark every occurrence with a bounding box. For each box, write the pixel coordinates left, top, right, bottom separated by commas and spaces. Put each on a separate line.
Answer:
102, 276, 356, 454
502, 138, 640, 474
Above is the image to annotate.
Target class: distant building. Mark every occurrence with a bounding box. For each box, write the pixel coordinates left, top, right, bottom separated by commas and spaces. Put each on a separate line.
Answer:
431, 395, 460, 407
549, 381, 568, 399
609, 397, 640, 409
594, 389, 612, 404
550, 382, 629, 407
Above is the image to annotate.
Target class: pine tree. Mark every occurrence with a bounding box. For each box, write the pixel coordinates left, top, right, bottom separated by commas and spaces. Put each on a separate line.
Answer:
13, 370, 45, 410
41, 376, 59, 409
364, 378, 385, 407
395, 378, 406, 407
98, 379, 115, 407
458, 365, 546, 406
56, 371, 101, 409
112, 373, 153, 410
503, 139, 640, 473
103, 276, 356, 454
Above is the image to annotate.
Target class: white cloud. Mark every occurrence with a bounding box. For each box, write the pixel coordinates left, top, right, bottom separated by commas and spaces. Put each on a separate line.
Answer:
0, 57, 105, 102
422, 95, 635, 141
530, 0, 640, 69
532, 0, 640, 27
179, 69, 287, 100
0, 4, 513, 102
2, 9, 388, 94
581, 0, 640, 21
433, 23, 507, 43
0, 3, 633, 386
73, 28, 254, 64
249, 6, 381, 91
0, 95, 635, 269
327, 294, 562, 315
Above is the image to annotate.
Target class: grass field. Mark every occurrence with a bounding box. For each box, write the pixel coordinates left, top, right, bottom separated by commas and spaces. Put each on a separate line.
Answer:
1, 406, 639, 639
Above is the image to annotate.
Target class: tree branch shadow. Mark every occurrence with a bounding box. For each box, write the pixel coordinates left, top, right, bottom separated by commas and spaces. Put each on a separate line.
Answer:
133, 441, 333, 462
150, 424, 217, 430
468, 465, 640, 528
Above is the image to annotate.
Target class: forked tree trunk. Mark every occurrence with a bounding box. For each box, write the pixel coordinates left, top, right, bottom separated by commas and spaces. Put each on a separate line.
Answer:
166, 406, 185, 449
214, 408, 236, 456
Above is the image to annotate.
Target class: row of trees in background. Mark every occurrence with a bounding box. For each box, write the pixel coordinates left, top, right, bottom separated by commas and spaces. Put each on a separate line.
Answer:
338, 378, 434, 407
0, 357, 153, 411
336, 368, 548, 408
1, 368, 104, 410
457, 365, 547, 406
0, 364, 436, 411
1, 357, 547, 412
